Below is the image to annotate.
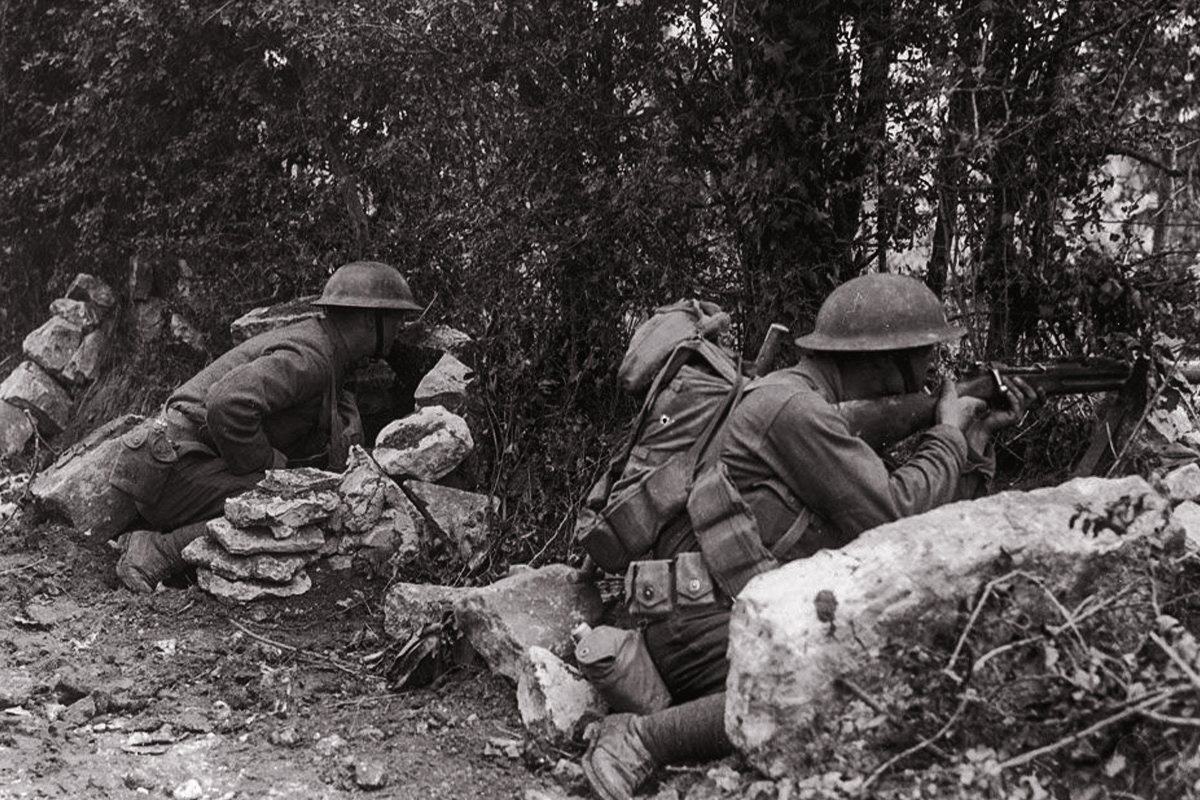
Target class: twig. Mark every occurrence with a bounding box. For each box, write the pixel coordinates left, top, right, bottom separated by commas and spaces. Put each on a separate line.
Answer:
861, 690, 971, 791
1139, 709, 1200, 728
0, 555, 48, 577
997, 688, 1181, 770
944, 573, 1013, 682
834, 678, 951, 760
228, 618, 371, 678
1149, 632, 1200, 694
972, 636, 1043, 674
945, 570, 1092, 683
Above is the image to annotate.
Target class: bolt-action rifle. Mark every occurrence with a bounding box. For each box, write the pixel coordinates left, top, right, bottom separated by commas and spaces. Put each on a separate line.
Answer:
837, 359, 1133, 449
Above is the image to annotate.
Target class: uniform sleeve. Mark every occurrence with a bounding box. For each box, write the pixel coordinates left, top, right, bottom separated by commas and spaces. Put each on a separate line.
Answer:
204, 346, 327, 475
758, 394, 972, 543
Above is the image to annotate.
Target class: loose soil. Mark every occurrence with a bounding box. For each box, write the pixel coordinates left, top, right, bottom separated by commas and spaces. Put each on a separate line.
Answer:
0, 511, 582, 800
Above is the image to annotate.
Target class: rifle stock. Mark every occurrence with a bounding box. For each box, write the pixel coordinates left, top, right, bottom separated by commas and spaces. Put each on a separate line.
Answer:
838, 359, 1132, 449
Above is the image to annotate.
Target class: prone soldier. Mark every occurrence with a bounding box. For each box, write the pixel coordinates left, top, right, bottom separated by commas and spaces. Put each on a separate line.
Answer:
583, 273, 1041, 800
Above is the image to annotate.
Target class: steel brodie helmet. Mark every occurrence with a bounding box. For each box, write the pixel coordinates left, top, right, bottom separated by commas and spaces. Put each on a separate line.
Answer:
795, 273, 964, 352
313, 261, 422, 312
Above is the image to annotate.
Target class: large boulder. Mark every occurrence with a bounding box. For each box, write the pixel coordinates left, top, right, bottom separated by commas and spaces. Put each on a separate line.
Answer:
0, 360, 72, 436
373, 406, 474, 482
29, 415, 143, 538
725, 475, 1172, 778
453, 564, 604, 682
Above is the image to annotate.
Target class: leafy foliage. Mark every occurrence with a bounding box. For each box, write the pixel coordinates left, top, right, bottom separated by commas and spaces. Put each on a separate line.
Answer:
2, 0, 1200, 570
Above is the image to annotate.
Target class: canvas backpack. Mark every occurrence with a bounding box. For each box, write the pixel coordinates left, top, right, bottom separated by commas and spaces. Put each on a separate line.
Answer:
574, 300, 756, 575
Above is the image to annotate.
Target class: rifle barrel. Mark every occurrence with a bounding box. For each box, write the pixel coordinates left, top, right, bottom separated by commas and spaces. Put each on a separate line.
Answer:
840, 359, 1132, 450
995, 360, 1131, 397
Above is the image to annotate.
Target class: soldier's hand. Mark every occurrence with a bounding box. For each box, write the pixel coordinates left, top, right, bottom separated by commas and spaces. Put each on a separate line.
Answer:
977, 375, 1041, 436
934, 379, 988, 433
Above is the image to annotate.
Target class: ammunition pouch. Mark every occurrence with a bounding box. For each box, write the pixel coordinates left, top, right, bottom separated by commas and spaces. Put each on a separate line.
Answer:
624, 551, 722, 621
109, 418, 179, 506
687, 462, 779, 598
574, 625, 671, 715
576, 454, 692, 574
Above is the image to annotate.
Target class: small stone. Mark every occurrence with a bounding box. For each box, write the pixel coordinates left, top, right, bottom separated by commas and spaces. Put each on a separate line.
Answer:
224, 488, 340, 532
50, 297, 101, 331
353, 759, 388, 790
123, 769, 158, 791
1163, 463, 1200, 503
269, 726, 301, 747
66, 273, 118, 310
172, 778, 203, 800
315, 733, 348, 756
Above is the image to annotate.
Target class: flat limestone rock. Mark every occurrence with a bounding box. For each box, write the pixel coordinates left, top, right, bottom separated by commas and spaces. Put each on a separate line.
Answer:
23, 316, 84, 375
224, 488, 340, 534
0, 360, 72, 435
206, 517, 326, 555
182, 536, 311, 583
258, 467, 342, 496
196, 568, 312, 601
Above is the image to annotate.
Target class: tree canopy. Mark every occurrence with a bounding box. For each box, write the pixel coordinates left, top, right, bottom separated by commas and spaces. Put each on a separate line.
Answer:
3, 0, 1199, 558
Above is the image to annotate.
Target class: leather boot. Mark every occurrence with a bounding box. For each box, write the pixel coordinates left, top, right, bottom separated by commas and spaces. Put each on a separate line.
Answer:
115, 522, 206, 593
582, 713, 656, 800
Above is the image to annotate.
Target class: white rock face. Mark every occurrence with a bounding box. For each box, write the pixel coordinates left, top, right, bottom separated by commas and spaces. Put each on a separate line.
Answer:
373, 406, 474, 482
516, 646, 606, 746
725, 475, 1169, 777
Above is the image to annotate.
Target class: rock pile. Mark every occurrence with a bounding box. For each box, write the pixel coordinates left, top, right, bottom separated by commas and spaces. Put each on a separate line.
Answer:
0, 274, 118, 458
182, 467, 342, 601
182, 419, 494, 601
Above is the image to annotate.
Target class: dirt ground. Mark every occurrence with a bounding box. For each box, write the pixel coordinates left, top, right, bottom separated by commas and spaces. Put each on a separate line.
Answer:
0, 509, 588, 800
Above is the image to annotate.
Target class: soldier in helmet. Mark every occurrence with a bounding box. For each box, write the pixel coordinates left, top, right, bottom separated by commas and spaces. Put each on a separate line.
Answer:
583, 274, 1041, 800
114, 261, 421, 593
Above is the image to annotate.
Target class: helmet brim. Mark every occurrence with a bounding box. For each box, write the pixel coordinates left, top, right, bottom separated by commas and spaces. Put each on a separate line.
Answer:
795, 327, 965, 352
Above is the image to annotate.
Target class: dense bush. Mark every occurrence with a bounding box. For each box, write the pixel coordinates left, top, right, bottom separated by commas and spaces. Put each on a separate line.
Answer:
2, 0, 1199, 568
